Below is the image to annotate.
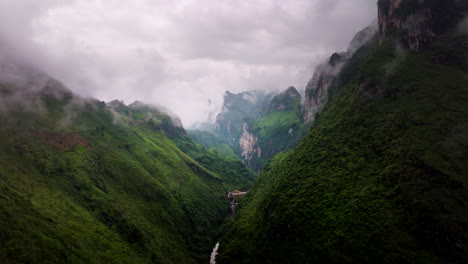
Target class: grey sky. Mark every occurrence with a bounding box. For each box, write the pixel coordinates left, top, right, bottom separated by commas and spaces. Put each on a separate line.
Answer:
0, 0, 377, 127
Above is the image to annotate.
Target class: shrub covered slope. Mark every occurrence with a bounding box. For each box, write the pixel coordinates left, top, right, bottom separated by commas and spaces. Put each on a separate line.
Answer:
218, 21, 468, 264
211, 87, 308, 173
0, 79, 255, 263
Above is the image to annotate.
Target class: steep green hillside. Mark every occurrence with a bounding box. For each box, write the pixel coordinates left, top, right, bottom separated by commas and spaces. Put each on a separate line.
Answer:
109, 101, 255, 191
172, 135, 255, 192
218, 27, 468, 264
186, 130, 238, 159
245, 87, 309, 171
214, 90, 271, 156
0, 79, 254, 263
212, 87, 308, 172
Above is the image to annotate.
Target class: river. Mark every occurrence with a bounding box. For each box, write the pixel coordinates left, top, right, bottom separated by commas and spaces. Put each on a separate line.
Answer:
210, 191, 248, 263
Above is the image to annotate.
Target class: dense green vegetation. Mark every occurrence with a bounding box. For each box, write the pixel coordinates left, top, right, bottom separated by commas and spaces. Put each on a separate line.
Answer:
214, 91, 271, 159
187, 130, 238, 159
111, 101, 256, 191
245, 88, 309, 172
210, 87, 309, 172
0, 83, 255, 263
171, 135, 255, 192
3, 2, 467, 263
218, 29, 468, 263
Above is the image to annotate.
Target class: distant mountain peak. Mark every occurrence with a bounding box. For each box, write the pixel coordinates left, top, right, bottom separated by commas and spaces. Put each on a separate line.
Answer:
285, 86, 300, 97
269, 86, 301, 113
303, 22, 377, 123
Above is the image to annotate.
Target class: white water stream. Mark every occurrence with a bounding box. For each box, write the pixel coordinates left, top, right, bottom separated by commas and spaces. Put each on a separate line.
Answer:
209, 191, 248, 263
209, 242, 219, 264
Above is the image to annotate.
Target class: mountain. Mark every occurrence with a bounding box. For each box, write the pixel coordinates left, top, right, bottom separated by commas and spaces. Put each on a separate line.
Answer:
186, 130, 238, 159
209, 87, 308, 172
242, 86, 306, 171
196, 24, 380, 172
378, 0, 468, 51
217, 1, 468, 263
303, 21, 378, 123
0, 62, 255, 263
214, 90, 271, 143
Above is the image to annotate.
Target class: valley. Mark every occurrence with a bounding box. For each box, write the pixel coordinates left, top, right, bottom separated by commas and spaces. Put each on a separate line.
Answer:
0, 76, 255, 263
1, 0, 467, 263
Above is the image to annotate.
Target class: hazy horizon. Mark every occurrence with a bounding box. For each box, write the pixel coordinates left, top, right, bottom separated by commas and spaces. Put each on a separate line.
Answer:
0, 0, 377, 127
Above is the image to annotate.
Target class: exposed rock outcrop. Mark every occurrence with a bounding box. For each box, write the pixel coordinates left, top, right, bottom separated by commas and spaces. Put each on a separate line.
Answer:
239, 122, 260, 164
304, 22, 377, 123
378, 0, 468, 51
215, 90, 270, 141
269, 86, 301, 112
303, 53, 347, 123
211, 87, 305, 171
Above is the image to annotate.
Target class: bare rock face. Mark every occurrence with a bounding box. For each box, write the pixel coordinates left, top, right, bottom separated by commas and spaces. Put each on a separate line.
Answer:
378, 0, 468, 51
303, 53, 347, 123
303, 22, 377, 123
215, 90, 270, 141
239, 122, 260, 164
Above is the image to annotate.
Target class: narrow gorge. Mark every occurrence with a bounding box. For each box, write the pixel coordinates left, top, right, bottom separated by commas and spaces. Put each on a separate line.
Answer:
1, 1, 467, 264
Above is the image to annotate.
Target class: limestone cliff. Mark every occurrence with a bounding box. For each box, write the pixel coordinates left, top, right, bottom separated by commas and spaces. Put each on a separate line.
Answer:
211, 87, 305, 172
239, 122, 260, 165
378, 0, 468, 51
303, 52, 347, 123
304, 23, 377, 123
215, 90, 270, 142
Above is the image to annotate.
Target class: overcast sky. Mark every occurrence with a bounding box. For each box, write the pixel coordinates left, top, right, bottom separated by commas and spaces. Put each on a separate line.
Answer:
0, 0, 377, 127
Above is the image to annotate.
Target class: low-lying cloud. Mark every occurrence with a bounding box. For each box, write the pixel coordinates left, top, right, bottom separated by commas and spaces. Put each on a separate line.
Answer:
458, 16, 468, 35
0, 0, 377, 127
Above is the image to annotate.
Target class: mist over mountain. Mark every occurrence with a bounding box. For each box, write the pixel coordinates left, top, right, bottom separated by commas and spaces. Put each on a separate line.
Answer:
0, 56, 256, 263
0, 0, 376, 127
1, 1, 467, 264
218, 1, 468, 263
188, 21, 378, 173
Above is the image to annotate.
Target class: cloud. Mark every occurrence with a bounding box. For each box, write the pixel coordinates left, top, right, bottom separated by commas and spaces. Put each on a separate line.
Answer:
0, 0, 377, 127
383, 43, 408, 77
458, 16, 468, 35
